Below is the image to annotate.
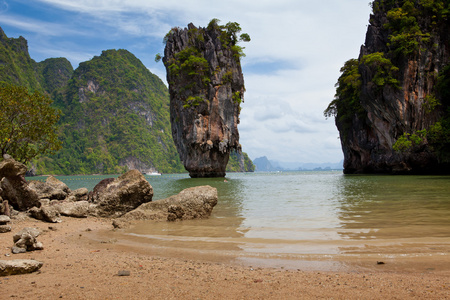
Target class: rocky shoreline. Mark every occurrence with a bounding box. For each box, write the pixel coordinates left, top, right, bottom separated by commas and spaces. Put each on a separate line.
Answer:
1, 156, 449, 298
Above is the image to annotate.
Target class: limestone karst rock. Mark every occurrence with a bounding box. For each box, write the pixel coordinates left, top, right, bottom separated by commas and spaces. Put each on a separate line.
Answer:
163, 21, 248, 177
327, 0, 450, 174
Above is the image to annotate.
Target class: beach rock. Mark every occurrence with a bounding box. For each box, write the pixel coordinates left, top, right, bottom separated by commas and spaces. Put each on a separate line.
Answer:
0, 199, 11, 216
29, 205, 61, 223
0, 214, 10, 224
0, 225, 11, 233
0, 156, 40, 211
0, 215, 11, 233
12, 227, 43, 253
57, 200, 91, 218
28, 176, 70, 200
67, 188, 89, 202
0, 155, 27, 177
121, 185, 217, 222
0, 177, 40, 211
88, 178, 115, 202
92, 170, 153, 217
0, 259, 43, 276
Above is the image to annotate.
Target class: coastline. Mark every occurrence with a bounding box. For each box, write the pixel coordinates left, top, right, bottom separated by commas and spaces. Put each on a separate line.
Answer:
1, 216, 449, 299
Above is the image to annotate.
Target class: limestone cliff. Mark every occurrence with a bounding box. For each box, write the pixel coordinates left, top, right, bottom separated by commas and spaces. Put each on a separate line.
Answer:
162, 20, 249, 177
326, 0, 450, 174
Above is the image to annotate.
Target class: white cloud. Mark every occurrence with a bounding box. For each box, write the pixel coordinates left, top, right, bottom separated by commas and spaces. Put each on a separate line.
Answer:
2, 0, 373, 163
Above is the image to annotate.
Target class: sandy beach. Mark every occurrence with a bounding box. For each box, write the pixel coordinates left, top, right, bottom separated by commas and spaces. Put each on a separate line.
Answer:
1, 216, 449, 299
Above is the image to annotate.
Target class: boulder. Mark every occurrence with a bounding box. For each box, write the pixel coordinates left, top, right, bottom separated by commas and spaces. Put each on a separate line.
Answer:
121, 185, 217, 222
28, 205, 61, 223
0, 155, 27, 178
0, 259, 43, 276
12, 227, 43, 253
0, 215, 11, 233
0, 156, 40, 211
88, 178, 115, 202
57, 200, 91, 218
28, 176, 70, 200
67, 188, 89, 202
92, 170, 153, 217
0, 215, 10, 224
0, 177, 40, 211
0, 199, 11, 216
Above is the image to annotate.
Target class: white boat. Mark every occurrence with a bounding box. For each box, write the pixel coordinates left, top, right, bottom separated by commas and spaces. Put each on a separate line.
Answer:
146, 171, 161, 176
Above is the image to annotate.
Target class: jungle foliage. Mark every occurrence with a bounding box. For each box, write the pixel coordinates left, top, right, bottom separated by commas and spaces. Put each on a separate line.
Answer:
226, 151, 256, 172
327, 0, 450, 160
0, 83, 62, 163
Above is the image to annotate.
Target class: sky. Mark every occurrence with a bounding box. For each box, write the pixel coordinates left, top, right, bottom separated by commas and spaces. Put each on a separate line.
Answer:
0, 0, 373, 164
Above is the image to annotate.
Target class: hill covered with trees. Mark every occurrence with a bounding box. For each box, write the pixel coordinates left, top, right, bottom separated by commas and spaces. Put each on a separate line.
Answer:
0, 27, 254, 175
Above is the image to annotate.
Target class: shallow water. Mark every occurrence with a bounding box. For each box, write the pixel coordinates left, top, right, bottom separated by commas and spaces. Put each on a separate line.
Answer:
32, 171, 450, 271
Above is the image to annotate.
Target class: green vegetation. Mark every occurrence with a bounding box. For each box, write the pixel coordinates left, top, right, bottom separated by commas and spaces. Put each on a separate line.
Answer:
360, 52, 399, 89
324, 59, 364, 135
226, 150, 255, 172
0, 27, 252, 174
159, 19, 250, 111
40, 49, 185, 175
0, 83, 61, 163
328, 0, 450, 163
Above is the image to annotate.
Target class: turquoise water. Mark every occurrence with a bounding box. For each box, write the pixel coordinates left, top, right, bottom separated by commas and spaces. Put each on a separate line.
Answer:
29, 171, 450, 267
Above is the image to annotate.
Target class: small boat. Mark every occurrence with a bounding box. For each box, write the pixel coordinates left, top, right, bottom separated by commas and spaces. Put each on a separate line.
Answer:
146, 171, 162, 176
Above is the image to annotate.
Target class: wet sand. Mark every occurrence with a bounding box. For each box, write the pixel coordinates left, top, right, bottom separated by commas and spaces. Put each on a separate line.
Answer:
1, 216, 449, 299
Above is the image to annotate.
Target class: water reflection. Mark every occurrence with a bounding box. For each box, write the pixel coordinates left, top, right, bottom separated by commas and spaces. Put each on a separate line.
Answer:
126, 174, 249, 251
335, 175, 450, 239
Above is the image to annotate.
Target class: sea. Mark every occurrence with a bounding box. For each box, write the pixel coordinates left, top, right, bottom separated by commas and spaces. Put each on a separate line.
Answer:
28, 171, 450, 271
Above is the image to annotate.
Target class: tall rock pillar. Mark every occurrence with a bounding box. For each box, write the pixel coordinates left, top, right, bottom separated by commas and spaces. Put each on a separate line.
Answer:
163, 21, 248, 177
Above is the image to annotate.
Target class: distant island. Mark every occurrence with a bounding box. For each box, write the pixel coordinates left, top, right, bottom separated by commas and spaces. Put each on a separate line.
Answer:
253, 156, 343, 172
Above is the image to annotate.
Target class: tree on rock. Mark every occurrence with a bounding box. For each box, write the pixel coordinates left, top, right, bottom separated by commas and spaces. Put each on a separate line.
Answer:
0, 83, 61, 163
160, 19, 250, 178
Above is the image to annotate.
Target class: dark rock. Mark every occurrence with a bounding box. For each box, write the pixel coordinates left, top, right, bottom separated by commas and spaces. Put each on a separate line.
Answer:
117, 270, 131, 276
92, 170, 153, 217
0, 199, 11, 217
121, 185, 217, 222
334, 1, 450, 174
88, 178, 115, 202
163, 22, 245, 177
0, 259, 43, 276
0, 157, 40, 211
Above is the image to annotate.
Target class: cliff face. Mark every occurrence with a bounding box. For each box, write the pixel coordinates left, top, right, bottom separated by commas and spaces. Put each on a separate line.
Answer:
163, 22, 246, 177
48, 49, 184, 175
0, 27, 73, 95
330, 0, 450, 174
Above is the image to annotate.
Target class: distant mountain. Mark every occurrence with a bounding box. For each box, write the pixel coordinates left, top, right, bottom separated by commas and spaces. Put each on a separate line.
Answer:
271, 160, 344, 171
253, 156, 277, 171
253, 156, 343, 171
0, 27, 251, 175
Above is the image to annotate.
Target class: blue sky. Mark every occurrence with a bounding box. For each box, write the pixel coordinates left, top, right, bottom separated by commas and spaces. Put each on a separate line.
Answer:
0, 0, 372, 164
